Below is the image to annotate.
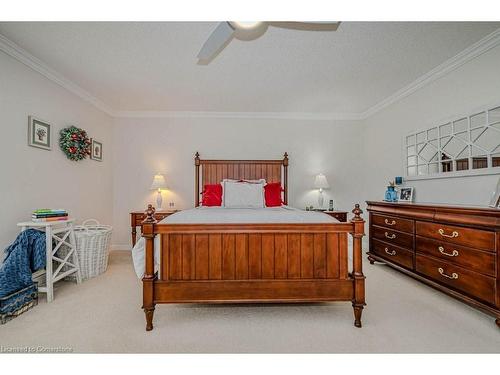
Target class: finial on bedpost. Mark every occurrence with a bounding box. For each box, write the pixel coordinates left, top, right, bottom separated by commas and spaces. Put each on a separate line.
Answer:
351, 203, 363, 221
283, 152, 289, 166
142, 204, 157, 224
195, 152, 200, 166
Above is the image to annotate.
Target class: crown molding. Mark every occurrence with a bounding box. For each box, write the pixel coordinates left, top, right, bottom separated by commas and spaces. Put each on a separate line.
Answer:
0, 33, 115, 117
359, 27, 500, 119
2, 28, 500, 122
113, 110, 363, 121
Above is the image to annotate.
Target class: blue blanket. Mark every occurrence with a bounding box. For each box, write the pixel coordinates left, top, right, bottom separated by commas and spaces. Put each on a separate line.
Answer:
0, 229, 46, 298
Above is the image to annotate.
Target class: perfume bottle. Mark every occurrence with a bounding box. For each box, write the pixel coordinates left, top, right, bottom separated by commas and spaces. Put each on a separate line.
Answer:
384, 181, 398, 202
329, 200, 334, 211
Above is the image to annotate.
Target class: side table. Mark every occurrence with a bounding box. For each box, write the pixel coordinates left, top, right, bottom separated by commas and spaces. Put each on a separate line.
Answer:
321, 210, 348, 222
130, 210, 178, 246
17, 219, 82, 302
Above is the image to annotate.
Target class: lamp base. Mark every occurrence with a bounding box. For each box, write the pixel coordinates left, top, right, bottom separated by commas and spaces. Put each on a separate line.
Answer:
318, 190, 324, 208
156, 190, 163, 210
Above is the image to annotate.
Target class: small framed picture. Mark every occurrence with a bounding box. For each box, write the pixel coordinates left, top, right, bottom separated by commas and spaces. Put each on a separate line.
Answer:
398, 187, 414, 202
90, 139, 103, 161
488, 177, 500, 208
28, 116, 51, 150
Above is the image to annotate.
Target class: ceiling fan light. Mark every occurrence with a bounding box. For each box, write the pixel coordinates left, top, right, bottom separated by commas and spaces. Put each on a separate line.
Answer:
229, 21, 264, 31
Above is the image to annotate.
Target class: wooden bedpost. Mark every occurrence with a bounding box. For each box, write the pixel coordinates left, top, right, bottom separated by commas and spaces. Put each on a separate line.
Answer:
350, 203, 366, 328
195, 152, 201, 207
142, 204, 157, 331
283, 152, 288, 205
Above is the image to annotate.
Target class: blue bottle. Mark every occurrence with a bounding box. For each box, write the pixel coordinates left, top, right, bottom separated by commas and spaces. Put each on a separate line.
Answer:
385, 185, 397, 202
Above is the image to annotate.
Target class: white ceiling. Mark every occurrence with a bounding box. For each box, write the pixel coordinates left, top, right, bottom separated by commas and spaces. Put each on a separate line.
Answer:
0, 22, 499, 115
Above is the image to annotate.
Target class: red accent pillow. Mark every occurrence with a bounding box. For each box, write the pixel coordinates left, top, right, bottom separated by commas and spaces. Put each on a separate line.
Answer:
202, 184, 222, 206
264, 182, 283, 207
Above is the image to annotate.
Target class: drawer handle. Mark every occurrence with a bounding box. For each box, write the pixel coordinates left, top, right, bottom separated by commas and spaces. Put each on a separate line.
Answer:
384, 232, 396, 239
384, 248, 396, 256
438, 246, 459, 257
384, 219, 396, 226
438, 228, 459, 238
438, 267, 459, 280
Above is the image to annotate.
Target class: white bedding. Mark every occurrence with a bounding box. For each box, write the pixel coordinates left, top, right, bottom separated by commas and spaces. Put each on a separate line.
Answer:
132, 206, 337, 278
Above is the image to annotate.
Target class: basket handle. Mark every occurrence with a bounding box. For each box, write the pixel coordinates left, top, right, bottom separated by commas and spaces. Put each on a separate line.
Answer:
82, 219, 100, 227
73, 225, 90, 234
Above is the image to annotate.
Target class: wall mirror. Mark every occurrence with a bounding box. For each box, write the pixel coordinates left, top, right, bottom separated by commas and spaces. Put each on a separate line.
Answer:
405, 105, 500, 179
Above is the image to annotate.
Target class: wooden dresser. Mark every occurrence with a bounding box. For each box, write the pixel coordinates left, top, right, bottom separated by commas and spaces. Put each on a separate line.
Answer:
366, 201, 500, 327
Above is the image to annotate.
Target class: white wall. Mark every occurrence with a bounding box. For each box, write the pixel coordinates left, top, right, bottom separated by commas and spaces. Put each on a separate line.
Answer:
361, 44, 500, 206
111, 117, 364, 248
112, 44, 500, 249
0, 51, 114, 256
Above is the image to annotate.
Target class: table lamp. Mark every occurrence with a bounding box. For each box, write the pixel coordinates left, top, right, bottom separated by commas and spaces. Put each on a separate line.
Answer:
150, 173, 167, 210
314, 173, 329, 208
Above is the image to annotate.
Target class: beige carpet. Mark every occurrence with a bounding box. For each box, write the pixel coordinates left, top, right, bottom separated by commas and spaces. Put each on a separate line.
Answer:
1, 251, 499, 353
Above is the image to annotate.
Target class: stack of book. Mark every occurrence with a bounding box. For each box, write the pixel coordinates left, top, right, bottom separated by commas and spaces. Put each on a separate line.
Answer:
32, 209, 68, 222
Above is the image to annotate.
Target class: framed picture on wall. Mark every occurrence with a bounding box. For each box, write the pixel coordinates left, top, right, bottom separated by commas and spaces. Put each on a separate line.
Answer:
90, 139, 103, 161
398, 187, 414, 202
28, 116, 51, 150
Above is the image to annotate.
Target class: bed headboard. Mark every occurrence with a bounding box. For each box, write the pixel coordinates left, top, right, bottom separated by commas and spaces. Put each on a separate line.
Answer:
195, 152, 289, 206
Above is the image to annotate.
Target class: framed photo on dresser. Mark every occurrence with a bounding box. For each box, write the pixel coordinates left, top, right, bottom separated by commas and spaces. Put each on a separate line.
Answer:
488, 177, 500, 208
398, 187, 414, 202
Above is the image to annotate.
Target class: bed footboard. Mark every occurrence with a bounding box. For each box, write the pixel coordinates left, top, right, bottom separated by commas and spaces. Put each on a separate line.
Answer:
141, 204, 365, 331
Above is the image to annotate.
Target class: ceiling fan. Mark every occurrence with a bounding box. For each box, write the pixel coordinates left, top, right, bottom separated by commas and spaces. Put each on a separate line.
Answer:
197, 21, 341, 64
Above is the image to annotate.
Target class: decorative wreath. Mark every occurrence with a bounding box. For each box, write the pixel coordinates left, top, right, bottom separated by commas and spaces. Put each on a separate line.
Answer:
59, 126, 91, 161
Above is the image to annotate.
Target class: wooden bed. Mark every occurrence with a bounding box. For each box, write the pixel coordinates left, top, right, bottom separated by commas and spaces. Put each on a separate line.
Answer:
141, 152, 366, 330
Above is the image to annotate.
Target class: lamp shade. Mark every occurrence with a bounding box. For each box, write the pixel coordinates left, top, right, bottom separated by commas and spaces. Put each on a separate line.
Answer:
314, 174, 329, 189
150, 173, 167, 190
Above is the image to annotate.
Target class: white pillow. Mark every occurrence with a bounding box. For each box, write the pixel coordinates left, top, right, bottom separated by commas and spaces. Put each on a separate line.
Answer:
223, 181, 265, 208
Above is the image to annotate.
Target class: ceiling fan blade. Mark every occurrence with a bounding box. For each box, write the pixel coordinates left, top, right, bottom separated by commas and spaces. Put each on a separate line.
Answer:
267, 22, 341, 31
197, 22, 235, 63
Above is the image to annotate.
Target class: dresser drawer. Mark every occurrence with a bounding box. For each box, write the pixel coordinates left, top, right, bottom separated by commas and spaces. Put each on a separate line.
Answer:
371, 213, 414, 233
133, 214, 147, 226
416, 236, 496, 277
416, 221, 495, 252
133, 212, 175, 226
371, 239, 413, 269
372, 225, 413, 249
416, 254, 496, 305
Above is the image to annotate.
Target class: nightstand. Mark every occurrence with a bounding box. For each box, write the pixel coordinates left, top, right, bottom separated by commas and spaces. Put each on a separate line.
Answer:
321, 210, 348, 222
130, 210, 178, 246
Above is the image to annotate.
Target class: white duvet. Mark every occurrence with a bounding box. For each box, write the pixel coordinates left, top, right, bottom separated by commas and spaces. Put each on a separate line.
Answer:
132, 206, 337, 278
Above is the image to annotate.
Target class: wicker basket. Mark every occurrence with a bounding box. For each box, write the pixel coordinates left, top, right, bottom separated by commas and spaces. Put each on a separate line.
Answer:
73, 219, 112, 281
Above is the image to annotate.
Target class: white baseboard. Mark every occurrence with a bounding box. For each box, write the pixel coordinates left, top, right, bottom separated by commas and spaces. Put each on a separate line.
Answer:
110, 244, 131, 251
